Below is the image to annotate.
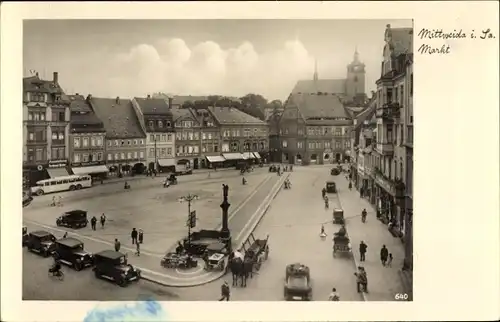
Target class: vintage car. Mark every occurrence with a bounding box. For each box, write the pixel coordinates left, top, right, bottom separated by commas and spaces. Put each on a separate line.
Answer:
284, 263, 312, 301
22, 226, 29, 247
325, 181, 337, 193
93, 250, 141, 287
56, 210, 88, 229
330, 168, 341, 176
333, 208, 345, 224
26, 230, 57, 257
207, 253, 225, 271
52, 237, 94, 271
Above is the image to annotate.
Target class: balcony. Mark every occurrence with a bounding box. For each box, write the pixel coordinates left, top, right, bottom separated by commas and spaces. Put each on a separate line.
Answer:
375, 141, 394, 156
376, 102, 401, 121
404, 125, 413, 148
24, 120, 48, 126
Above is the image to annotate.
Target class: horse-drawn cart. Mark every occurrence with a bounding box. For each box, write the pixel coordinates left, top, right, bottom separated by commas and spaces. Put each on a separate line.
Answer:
242, 233, 269, 270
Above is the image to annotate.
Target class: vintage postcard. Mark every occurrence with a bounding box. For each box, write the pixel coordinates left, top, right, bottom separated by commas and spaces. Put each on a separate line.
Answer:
1, 1, 499, 322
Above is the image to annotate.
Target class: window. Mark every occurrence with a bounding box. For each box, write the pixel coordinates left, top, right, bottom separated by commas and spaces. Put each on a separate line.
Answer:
167, 134, 172, 141
158, 121, 163, 128
121, 153, 125, 160
194, 146, 199, 153
344, 141, 351, 148
74, 153, 80, 163
166, 121, 171, 127
387, 88, 393, 102
315, 127, 321, 135
308, 142, 314, 149
194, 132, 199, 140
323, 127, 329, 135
121, 140, 125, 146
284, 128, 289, 134
188, 132, 193, 140
335, 141, 341, 149
108, 153, 113, 161
161, 134, 166, 142
52, 132, 57, 140
202, 132, 206, 140
182, 132, 187, 140
149, 134, 155, 142
297, 141, 303, 149
244, 129, 251, 137
74, 137, 80, 148
134, 151, 138, 158
149, 148, 155, 157
316, 142, 322, 149
394, 87, 399, 103
222, 143, 230, 152
91, 137, 96, 146
167, 148, 172, 155
127, 152, 132, 159
108, 141, 112, 147
127, 140, 131, 145
176, 132, 182, 140
51, 148, 58, 159
160, 148, 166, 156
325, 141, 331, 148
114, 153, 119, 160
114, 140, 119, 146
139, 151, 144, 159
387, 124, 394, 143
83, 137, 89, 147
58, 132, 64, 140
400, 85, 404, 106
148, 121, 154, 128
97, 137, 103, 146
82, 154, 89, 162
335, 128, 342, 136
208, 133, 212, 139
282, 140, 288, 148
214, 145, 219, 152
253, 128, 258, 136
58, 147, 64, 159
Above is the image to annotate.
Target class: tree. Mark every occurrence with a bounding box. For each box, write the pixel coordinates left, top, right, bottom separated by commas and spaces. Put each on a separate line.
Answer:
239, 93, 267, 120
181, 100, 195, 109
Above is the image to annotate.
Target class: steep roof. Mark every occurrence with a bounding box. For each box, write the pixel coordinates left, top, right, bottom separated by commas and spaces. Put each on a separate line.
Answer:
208, 106, 266, 125
23, 75, 70, 103
289, 93, 351, 120
390, 28, 413, 55
134, 97, 172, 116
89, 97, 146, 139
292, 79, 346, 95
171, 107, 198, 123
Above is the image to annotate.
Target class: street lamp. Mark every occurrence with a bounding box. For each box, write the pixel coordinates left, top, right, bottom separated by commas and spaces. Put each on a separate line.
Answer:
178, 193, 199, 249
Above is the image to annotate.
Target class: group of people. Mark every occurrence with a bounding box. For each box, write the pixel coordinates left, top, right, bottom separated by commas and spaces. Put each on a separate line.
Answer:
283, 178, 292, 189
50, 196, 63, 207
90, 214, 107, 230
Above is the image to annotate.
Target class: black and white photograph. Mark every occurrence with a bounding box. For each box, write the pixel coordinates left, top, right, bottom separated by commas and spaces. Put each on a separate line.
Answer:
21, 18, 414, 302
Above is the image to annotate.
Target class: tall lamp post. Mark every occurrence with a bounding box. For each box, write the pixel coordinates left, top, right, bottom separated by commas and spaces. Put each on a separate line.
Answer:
178, 193, 199, 249
220, 184, 232, 251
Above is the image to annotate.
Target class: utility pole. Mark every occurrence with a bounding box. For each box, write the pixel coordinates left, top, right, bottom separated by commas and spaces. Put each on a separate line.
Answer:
178, 193, 199, 249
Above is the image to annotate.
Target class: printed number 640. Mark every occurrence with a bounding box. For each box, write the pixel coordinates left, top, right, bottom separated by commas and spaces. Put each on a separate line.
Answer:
395, 293, 409, 300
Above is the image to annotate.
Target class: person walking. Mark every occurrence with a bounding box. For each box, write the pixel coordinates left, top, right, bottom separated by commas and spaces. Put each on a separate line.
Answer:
328, 287, 340, 301
138, 229, 144, 244
219, 281, 230, 301
131, 228, 138, 244
380, 245, 389, 266
63, 232, 68, 239
90, 216, 97, 231
387, 253, 393, 267
354, 266, 368, 293
135, 241, 141, 256
114, 239, 121, 252
359, 241, 367, 262
100, 213, 106, 228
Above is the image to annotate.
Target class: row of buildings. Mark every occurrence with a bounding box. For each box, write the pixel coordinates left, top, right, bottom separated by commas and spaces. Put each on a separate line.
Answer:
22, 74, 269, 186
349, 24, 414, 272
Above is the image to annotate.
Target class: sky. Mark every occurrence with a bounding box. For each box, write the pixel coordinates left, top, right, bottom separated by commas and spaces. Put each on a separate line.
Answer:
24, 19, 412, 101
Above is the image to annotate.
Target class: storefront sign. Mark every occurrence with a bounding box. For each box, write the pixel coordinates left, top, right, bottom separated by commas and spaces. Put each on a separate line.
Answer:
375, 174, 396, 196
71, 161, 105, 167
48, 160, 68, 168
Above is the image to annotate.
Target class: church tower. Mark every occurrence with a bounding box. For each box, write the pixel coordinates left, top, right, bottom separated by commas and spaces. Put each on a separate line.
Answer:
313, 58, 319, 82
345, 47, 366, 101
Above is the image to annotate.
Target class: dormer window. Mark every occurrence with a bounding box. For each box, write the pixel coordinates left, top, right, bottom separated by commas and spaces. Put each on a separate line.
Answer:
166, 121, 171, 127
148, 121, 154, 127
158, 121, 163, 128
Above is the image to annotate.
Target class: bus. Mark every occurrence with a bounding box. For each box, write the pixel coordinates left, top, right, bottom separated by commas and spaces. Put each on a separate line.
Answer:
30, 175, 92, 196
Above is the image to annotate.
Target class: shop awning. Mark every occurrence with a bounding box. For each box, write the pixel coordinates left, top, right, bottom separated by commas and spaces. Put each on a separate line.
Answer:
72, 165, 109, 175
47, 168, 69, 178
242, 152, 255, 159
206, 155, 226, 163
252, 152, 261, 159
222, 153, 244, 160
158, 159, 175, 167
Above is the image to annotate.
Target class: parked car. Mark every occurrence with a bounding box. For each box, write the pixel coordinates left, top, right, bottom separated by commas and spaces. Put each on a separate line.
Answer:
22, 226, 29, 247
56, 210, 88, 229
92, 250, 141, 287
52, 237, 94, 271
26, 230, 57, 257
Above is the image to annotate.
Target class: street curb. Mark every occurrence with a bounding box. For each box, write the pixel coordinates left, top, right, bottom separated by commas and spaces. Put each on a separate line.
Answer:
141, 174, 289, 288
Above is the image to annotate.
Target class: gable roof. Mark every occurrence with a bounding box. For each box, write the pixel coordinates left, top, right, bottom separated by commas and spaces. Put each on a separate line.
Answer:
23, 75, 70, 103
134, 97, 172, 116
289, 93, 351, 120
207, 106, 266, 125
68, 95, 104, 128
292, 79, 346, 95
390, 28, 413, 55
171, 107, 199, 124
89, 97, 146, 139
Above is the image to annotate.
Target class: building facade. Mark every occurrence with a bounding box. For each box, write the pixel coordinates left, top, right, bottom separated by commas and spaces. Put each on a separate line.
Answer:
208, 106, 269, 163
132, 96, 175, 172
194, 108, 222, 168
23, 72, 71, 186
372, 24, 413, 237
68, 94, 108, 177
171, 107, 201, 169
89, 96, 147, 176
279, 93, 353, 165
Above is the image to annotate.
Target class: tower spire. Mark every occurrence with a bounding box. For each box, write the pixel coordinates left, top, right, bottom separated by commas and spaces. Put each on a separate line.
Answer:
313, 58, 318, 81
353, 45, 360, 63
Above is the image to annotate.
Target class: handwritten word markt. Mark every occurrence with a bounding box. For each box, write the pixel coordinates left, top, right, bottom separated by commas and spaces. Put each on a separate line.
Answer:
417, 28, 496, 55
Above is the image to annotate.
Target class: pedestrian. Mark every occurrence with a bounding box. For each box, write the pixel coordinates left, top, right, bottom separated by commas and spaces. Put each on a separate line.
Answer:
202, 250, 209, 270
359, 241, 367, 262
90, 216, 97, 231
63, 232, 68, 238
219, 281, 230, 301
138, 229, 144, 244
354, 266, 368, 293
57, 196, 63, 207
114, 238, 121, 252
131, 228, 138, 244
100, 213, 106, 228
387, 253, 393, 267
51, 196, 56, 207
328, 287, 340, 301
135, 241, 141, 256
320, 225, 327, 238
380, 245, 389, 266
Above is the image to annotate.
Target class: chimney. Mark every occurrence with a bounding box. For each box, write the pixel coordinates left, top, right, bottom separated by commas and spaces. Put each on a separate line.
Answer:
147, 94, 151, 99
168, 97, 173, 109
116, 97, 120, 104
75, 93, 79, 96
53, 72, 58, 83
35, 72, 39, 77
